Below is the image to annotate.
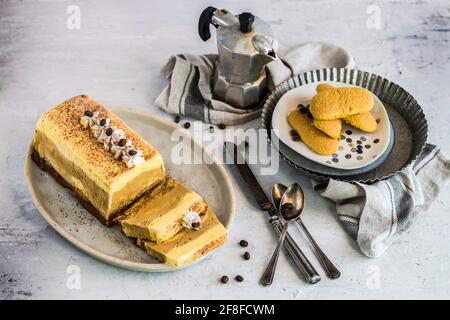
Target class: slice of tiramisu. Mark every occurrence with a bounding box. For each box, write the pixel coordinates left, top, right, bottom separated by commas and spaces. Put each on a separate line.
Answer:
120, 177, 207, 243
137, 208, 227, 268
32, 95, 165, 225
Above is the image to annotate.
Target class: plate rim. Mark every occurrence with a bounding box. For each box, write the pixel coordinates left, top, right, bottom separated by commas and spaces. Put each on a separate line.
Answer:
271, 81, 391, 170
24, 107, 235, 272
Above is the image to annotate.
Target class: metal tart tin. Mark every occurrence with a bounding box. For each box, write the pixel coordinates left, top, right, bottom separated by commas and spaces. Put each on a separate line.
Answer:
261, 68, 428, 183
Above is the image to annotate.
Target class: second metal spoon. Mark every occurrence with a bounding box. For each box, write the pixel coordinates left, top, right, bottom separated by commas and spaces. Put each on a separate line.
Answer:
272, 183, 341, 279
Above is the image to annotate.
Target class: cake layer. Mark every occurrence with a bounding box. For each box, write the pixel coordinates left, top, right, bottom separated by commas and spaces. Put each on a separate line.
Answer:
120, 177, 207, 243
33, 95, 165, 224
139, 208, 227, 267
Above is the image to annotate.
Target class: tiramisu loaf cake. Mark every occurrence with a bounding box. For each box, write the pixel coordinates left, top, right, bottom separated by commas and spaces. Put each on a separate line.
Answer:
137, 208, 227, 267
32, 95, 165, 225
120, 177, 207, 243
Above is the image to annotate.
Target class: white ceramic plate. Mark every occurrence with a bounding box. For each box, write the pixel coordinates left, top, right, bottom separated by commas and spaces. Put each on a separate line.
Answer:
24, 108, 234, 272
271, 81, 391, 170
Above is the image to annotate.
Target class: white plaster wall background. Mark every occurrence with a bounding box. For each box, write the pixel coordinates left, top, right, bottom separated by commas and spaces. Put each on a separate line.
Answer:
0, 0, 449, 299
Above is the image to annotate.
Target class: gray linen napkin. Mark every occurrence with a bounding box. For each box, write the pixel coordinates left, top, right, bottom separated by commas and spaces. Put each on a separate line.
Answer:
155, 42, 354, 125
314, 144, 450, 258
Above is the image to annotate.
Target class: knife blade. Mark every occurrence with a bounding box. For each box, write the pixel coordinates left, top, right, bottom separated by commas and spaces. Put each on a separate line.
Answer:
224, 142, 321, 284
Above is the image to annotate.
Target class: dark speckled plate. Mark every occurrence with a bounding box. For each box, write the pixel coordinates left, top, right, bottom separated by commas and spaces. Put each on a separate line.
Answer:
262, 68, 428, 183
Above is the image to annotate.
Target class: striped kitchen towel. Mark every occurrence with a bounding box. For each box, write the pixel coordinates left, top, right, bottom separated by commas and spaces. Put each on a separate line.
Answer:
314, 144, 450, 258
155, 42, 355, 125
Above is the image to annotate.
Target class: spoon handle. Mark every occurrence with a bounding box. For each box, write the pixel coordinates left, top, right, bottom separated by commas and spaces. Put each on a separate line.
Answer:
260, 222, 289, 286
297, 219, 341, 279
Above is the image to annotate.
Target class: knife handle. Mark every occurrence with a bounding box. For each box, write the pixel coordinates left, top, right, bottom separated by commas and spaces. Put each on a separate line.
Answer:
270, 216, 321, 284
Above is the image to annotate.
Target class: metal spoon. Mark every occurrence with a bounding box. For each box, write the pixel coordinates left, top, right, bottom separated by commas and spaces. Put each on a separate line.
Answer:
260, 183, 303, 286
272, 183, 341, 279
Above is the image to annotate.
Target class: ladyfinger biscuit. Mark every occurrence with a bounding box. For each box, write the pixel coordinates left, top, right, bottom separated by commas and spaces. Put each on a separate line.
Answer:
288, 109, 339, 155
313, 118, 342, 139
310, 84, 374, 120
344, 112, 378, 132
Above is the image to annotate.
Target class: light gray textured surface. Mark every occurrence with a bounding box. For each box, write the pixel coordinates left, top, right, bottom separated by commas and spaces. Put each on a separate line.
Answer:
1, 0, 449, 300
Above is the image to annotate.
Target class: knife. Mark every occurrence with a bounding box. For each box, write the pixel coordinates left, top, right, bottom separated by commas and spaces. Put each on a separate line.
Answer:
224, 142, 321, 284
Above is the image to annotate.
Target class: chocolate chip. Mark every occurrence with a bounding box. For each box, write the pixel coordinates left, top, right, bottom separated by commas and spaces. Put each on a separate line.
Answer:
128, 149, 137, 156
365, 144, 371, 149
374, 139, 380, 143
243, 252, 251, 260
357, 149, 363, 154
105, 127, 113, 136
118, 139, 127, 147
235, 275, 244, 282
209, 126, 214, 133
80, 94, 87, 98
346, 138, 352, 143
192, 221, 201, 229
281, 203, 294, 215
239, 240, 248, 247
346, 130, 352, 135
183, 122, 191, 129
218, 123, 226, 130
84, 110, 93, 117
220, 276, 229, 284
174, 115, 180, 123
376, 119, 381, 123
332, 157, 339, 163
298, 104, 308, 113
260, 202, 273, 211
100, 118, 106, 126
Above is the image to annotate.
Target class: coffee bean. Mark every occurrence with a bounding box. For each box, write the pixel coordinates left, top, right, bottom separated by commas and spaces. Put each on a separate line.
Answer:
376, 119, 380, 123
374, 139, 380, 143
192, 222, 201, 229
332, 153, 338, 158
118, 139, 127, 147
298, 104, 308, 113
100, 118, 106, 126
243, 252, 251, 260
332, 157, 339, 163
183, 122, 191, 129
128, 149, 137, 156
345, 154, 351, 159
105, 127, 113, 136
340, 135, 346, 140
235, 275, 244, 282
346, 130, 352, 135
281, 203, 294, 215
365, 144, 371, 149
84, 110, 93, 117
260, 202, 273, 211
218, 123, 226, 130
357, 156, 363, 160
357, 149, 363, 154
357, 140, 362, 145
220, 275, 229, 284
346, 138, 352, 143
357, 144, 363, 150
360, 136, 367, 141
338, 146, 344, 151
239, 240, 248, 247
292, 135, 301, 142
174, 115, 180, 123
351, 148, 357, 152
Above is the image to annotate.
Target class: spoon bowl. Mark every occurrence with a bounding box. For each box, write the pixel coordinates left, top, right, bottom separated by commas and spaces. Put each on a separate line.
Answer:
279, 183, 304, 221
271, 183, 287, 213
